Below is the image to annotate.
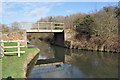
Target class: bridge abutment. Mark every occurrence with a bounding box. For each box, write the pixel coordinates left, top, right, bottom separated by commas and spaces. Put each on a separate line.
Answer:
53, 32, 65, 47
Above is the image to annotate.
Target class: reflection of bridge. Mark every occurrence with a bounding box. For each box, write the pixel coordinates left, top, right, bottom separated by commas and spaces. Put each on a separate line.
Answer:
30, 44, 65, 74
35, 58, 64, 65
27, 42, 72, 77
30, 54, 64, 75
30, 62, 65, 75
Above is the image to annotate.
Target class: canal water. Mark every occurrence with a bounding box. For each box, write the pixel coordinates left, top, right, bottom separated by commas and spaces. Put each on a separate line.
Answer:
28, 39, 118, 78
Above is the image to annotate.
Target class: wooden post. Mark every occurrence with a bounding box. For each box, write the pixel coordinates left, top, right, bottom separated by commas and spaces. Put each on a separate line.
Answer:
38, 22, 39, 32
24, 31, 27, 48
18, 41, 20, 57
1, 40, 4, 55
0, 41, 2, 54
2, 41, 4, 55
51, 22, 53, 32
61, 23, 64, 30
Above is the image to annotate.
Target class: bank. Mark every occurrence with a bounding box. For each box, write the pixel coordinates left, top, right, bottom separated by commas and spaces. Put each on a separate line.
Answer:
2, 46, 40, 78
63, 29, 120, 53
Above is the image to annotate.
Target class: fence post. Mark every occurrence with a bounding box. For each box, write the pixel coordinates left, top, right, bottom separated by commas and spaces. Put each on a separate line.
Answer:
1, 40, 4, 56
38, 22, 39, 32
51, 22, 53, 32
63, 23, 65, 30
18, 41, 20, 57
24, 31, 27, 48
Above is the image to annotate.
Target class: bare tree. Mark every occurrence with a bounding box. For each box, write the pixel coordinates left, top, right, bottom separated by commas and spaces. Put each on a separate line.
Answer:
11, 22, 21, 31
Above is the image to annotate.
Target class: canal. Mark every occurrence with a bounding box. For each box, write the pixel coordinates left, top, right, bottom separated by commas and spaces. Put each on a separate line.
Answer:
27, 39, 118, 78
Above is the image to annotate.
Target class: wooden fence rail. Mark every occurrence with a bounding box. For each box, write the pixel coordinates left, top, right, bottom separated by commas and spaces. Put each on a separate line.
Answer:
21, 22, 65, 30
0, 40, 25, 57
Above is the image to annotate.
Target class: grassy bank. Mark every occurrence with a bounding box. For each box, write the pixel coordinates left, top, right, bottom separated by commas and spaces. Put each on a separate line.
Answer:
0, 60, 2, 80
2, 42, 40, 78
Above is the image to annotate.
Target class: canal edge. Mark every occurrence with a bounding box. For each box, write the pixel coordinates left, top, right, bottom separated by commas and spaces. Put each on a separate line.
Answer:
22, 48, 40, 78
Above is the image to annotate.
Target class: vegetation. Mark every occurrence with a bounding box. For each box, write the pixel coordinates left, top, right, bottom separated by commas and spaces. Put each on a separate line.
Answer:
2, 42, 39, 78
1, 22, 21, 34
1, 6, 119, 52
36, 6, 119, 52
74, 15, 95, 40
37, 6, 119, 39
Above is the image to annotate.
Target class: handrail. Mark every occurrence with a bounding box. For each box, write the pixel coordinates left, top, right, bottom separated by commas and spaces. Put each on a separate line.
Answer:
21, 22, 64, 30
21, 22, 64, 24
3, 22, 65, 31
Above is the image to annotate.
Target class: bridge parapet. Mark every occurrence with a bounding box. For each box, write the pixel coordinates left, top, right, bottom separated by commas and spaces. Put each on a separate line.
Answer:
21, 22, 64, 30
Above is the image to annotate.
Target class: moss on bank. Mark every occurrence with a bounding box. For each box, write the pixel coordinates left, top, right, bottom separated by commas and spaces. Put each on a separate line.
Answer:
2, 47, 40, 78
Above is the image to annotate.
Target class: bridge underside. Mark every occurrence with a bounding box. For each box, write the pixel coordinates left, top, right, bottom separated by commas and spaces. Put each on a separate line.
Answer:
26, 30, 64, 33
26, 30, 65, 47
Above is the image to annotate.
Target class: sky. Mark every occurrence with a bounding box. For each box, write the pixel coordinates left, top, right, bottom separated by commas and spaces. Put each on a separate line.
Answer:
0, 2, 118, 24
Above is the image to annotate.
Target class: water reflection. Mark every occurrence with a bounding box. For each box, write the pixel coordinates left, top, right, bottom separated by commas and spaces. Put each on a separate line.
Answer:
30, 39, 54, 59
66, 50, 118, 78
28, 39, 118, 78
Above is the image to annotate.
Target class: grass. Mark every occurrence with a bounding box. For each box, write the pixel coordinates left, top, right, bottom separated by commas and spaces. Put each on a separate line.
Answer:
4, 42, 25, 53
0, 60, 2, 80
2, 42, 39, 78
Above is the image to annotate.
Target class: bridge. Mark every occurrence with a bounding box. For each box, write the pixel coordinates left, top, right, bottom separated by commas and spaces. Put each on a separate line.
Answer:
21, 22, 65, 47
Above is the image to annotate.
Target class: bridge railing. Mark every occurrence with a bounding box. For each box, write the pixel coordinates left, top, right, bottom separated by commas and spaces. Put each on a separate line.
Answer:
21, 22, 64, 30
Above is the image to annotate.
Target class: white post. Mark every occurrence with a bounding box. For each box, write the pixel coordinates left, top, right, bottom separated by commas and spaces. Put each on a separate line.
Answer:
2, 42, 4, 55
0, 41, 2, 54
18, 41, 20, 57
1, 40, 4, 56
24, 31, 27, 48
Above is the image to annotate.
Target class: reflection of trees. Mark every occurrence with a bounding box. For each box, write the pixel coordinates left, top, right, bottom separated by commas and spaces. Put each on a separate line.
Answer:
66, 51, 118, 78
30, 38, 65, 61
51, 45, 65, 62
31, 39, 54, 59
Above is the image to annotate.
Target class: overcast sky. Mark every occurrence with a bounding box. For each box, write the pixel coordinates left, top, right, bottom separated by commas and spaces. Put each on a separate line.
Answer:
0, 2, 118, 24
